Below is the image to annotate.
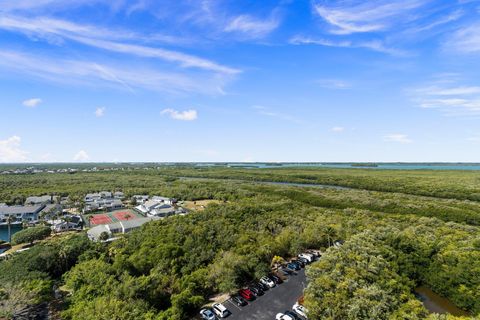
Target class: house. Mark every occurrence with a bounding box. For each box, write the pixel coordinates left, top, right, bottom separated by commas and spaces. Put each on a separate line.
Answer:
151, 196, 176, 205
114, 191, 124, 200
52, 215, 83, 232
132, 195, 149, 204
25, 195, 58, 205
40, 204, 63, 220
83, 191, 123, 213
135, 200, 176, 217
87, 216, 160, 241
0, 205, 45, 225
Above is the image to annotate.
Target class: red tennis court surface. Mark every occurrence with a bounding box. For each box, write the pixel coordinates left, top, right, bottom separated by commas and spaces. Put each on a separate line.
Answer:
113, 211, 137, 221
89, 214, 112, 225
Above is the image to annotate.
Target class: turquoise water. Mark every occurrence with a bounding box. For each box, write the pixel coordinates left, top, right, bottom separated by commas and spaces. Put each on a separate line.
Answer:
197, 163, 480, 170
0, 224, 22, 242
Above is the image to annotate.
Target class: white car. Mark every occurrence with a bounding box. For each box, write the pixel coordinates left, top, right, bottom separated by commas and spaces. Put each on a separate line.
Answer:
199, 308, 216, 320
212, 303, 230, 318
298, 253, 313, 263
276, 313, 294, 320
293, 303, 308, 318
260, 276, 276, 288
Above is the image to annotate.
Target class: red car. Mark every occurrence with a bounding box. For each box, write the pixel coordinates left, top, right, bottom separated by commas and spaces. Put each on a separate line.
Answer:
239, 288, 255, 301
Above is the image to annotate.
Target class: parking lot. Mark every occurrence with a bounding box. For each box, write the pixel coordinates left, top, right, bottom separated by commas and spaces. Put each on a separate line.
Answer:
224, 268, 307, 320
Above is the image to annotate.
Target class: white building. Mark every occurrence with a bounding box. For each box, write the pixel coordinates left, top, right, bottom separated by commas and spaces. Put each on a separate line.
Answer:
87, 217, 160, 241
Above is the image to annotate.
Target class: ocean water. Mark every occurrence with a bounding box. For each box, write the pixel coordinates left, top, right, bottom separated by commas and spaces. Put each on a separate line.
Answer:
198, 163, 480, 170
0, 224, 23, 242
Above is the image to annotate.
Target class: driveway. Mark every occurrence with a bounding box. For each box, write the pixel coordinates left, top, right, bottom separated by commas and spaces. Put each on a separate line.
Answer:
224, 268, 307, 320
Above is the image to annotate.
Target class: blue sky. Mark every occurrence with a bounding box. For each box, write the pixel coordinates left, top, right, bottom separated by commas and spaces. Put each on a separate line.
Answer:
1, 0, 480, 162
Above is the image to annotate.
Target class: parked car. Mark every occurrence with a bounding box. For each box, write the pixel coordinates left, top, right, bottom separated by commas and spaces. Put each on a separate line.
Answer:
260, 276, 276, 288
212, 303, 230, 318
287, 262, 301, 271
298, 253, 314, 262
298, 257, 309, 265
231, 295, 248, 306
249, 284, 264, 296
239, 288, 255, 301
293, 303, 308, 318
285, 310, 301, 320
268, 274, 283, 284
276, 313, 295, 320
257, 281, 270, 291
199, 308, 216, 320
280, 268, 293, 276
291, 259, 305, 268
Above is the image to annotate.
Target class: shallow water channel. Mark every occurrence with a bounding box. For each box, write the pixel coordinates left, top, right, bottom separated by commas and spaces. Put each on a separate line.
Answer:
415, 286, 469, 316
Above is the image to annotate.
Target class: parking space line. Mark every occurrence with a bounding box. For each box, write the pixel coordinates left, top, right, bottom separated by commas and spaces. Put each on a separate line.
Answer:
225, 299, 242, 311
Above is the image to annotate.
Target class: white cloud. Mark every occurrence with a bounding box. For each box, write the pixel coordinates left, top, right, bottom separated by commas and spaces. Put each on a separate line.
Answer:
0, 15, 240, 75
73, 150, 90, 161
412, 77, 480, 116
161, 108, 198, 121
22, 98, 42, 107
331, 127, 345, 132
312, 0, 431, 35
252, 105, 302, 124
224, 14, 279, 39
0, 50, 231, 95
317, 79, 351, 90
446, 22, 480, 53
95, 107, 106, 117
290, 36, 407, 56
0, 136, 28, 162
383, 134, 412, 144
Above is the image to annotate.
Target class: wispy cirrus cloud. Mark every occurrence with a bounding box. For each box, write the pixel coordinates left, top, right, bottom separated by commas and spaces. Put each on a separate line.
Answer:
290, 36, 408, 56
224, 14, 280, 39
252, 105, 302, 124
411, 75, 480, 116
384, 134, 412, 144
0, 15, 240, 75
317, 79, 351, 90
0, 50, 231, 95
445, 22, 480, 53
312, 0, 432, 35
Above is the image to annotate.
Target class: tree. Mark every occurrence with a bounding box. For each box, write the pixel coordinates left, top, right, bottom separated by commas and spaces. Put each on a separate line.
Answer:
6, 215, 14, 243
99, 232, 110, 241
12, 226, 51, 245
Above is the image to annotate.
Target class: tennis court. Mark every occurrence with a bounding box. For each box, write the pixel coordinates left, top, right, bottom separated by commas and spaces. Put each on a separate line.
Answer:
87, 209, 144, 226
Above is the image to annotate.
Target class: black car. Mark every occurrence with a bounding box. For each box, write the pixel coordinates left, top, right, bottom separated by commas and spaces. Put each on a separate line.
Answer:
257, 281, 269, 291
231, 295, 248, 307
285, 310, 301, 320
249, 285, 264, 296
268, 274, 283, 284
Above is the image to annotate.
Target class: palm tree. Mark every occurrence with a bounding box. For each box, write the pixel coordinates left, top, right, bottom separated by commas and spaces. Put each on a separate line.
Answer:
6, 215, 14, 243
323, 225, 337, 248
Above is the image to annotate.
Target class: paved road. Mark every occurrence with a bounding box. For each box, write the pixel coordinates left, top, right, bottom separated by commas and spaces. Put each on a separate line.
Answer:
225, 269, 307, 320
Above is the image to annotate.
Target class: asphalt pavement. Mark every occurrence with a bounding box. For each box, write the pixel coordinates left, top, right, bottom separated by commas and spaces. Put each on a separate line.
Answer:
224, 268, 307, 320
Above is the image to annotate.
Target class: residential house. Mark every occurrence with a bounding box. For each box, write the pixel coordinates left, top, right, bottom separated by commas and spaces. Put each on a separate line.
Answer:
83, 191, 123, 213
0, 205, 45, 225
135, 200, 176, 217
87, 216, 160, 241
52, 215, 83, 232
25, 195, 58, 205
